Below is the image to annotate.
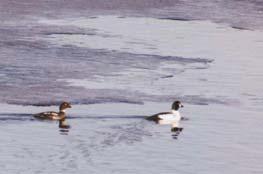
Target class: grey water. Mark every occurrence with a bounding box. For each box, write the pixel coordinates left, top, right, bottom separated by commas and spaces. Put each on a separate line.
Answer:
0, 0, 263, 173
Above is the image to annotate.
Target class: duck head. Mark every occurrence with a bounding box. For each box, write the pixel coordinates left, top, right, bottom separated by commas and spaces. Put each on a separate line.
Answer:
171, 101, 184, 111
59, 102, 72, 112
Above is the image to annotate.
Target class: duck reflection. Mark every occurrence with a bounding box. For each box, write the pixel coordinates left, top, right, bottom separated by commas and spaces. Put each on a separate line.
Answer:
59, 117, 71, 135
157, 120, 184, 139
171, 126, 183, 140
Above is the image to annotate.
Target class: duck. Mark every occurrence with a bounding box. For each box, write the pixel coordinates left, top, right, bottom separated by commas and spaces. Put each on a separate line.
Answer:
146, 101, 184, 132
33, 102, 72, 120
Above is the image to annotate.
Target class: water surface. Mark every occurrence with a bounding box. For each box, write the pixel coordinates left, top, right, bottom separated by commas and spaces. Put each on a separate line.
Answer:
0, 0, 263, 173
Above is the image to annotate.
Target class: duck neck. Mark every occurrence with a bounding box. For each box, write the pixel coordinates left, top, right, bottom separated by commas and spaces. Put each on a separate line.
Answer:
59, 109, 66, 114
58, 110, 66, 120
171, 109, 179, 114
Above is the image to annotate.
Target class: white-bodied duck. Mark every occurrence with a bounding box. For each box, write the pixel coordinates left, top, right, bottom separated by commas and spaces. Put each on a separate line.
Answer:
146, 101, 184, 132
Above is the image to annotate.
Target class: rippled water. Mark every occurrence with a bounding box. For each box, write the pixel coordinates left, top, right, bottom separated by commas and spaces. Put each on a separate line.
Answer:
0, 0, 263, 173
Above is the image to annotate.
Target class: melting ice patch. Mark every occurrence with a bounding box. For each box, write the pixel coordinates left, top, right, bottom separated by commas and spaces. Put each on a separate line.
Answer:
38, 15, 263, 106
1, 16, 263, 106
